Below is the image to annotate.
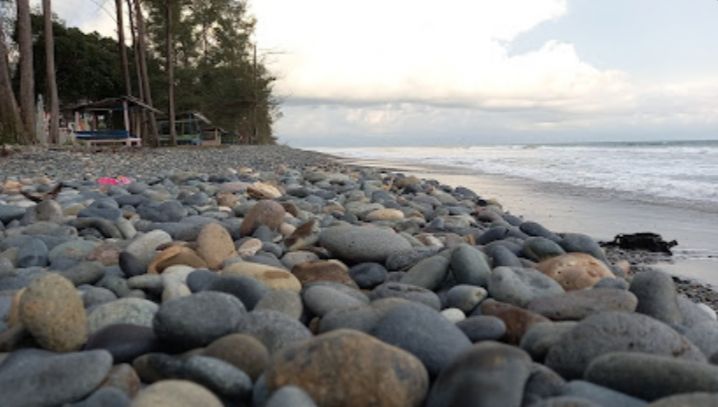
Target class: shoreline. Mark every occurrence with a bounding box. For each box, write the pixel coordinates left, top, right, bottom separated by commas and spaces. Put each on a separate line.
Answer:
335, 155, 718, 307
2, 145, 718, 405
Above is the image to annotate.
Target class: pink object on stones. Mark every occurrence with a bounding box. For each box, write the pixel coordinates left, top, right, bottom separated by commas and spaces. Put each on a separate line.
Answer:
97, 176, 132, 186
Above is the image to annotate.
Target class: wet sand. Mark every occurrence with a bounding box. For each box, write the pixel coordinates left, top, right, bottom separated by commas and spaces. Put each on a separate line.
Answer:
344, 158, 718, 287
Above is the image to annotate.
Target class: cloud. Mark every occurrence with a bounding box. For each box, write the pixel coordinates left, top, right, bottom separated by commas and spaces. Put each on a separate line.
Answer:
36, 0, 718, 145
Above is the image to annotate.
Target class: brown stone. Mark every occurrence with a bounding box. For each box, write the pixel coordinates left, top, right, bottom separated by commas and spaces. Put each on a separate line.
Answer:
7, 288, 24, 327
248, 182, 283, 200
223, 262, 302, 292
285, 219, 319, 251
239, 200, 286, 236
19, 274, 88, 352
203, 334, 269, 380
216, 192, 240, 208
102, 363, 141, 398
480, 299, 549, 344
365, 208, 405, 221
292, 260, 357, 288
148, 246, 208, 274
132, 380, 222, 407
196, 223, 237, 269
537, 253, 614, 291
266, 329, 428, 407
237, 238, 263, 257
280, 202, 299, 217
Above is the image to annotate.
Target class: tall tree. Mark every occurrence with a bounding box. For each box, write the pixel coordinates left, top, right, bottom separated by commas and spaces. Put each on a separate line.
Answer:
0, 20, 24, 143
166, 0, 176, 145
16, 0, 35, 142
133, 0, 158, 146
115, 0, 131, 97
43, 0, 59, 144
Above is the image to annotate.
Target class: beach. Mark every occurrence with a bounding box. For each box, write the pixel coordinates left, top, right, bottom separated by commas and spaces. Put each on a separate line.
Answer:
2, 145, 718, 406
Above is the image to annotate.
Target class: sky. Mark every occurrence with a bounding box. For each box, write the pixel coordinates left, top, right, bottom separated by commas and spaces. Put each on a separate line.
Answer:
42, 0, 718, 146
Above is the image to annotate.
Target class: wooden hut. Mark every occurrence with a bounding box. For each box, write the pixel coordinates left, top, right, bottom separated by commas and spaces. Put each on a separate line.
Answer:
70, 96, 162, 146
158, 112, 223, 146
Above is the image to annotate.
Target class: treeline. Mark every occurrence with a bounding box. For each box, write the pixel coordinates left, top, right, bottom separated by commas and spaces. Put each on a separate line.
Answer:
0, 0, 278, 145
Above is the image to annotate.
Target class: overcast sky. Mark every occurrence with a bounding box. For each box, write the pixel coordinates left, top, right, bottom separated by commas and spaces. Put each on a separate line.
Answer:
45, 0, 718, 146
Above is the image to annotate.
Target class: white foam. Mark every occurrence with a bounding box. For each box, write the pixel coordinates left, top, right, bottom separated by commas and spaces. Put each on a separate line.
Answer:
318, 142, 718, 209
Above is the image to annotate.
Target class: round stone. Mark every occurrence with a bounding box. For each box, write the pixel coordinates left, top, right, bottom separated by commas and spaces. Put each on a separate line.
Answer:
319, 225, 412, 264
348, 262, 388, 289
449, 244, 491, 287
153, 292, 246, 349
88, 298, 159, 334
255, 289, 303, 319
545, 311, 706, 379
585, 352, 718, 401
302, 284, 369, 317
196, 223, 237, 270
131, 380, 222, 407
266, 329, 428, 407
236, 309, 311, 355
204, 333, 270, 380
456, 316, 506, 342
426, 342, 533, 407
446, 285, 488, 313
19, 274, 88, 351
370, 282, 442, 310
536, 253, 614, 291
629, 270, 682, 326
488, 266, 565, 307
85, 324, 160, 363
240, 200, 286, 236
223, 262, 301, 292
526, 288, 638, 321
0, 349, 113, 407
371, 301, 471, 377
400, 255, 449, 291
266, 386, 318, 407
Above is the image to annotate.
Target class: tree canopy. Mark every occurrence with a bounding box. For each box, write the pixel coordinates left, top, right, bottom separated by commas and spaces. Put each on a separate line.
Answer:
6, 0, 278, 144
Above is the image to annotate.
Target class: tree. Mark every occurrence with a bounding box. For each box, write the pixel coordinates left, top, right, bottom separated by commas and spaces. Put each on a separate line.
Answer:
166, 0, 176, 145
116, 0, 132, 96
0, 17, 24, 143
43, 0, 59, 144
145, 0, 279, 143
132, 0, 159, 146
16, 0, 35, 142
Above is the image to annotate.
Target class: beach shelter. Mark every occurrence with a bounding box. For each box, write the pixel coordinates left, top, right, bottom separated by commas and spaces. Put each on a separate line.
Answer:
70, 96, 162, 146
158, 111, 223, 146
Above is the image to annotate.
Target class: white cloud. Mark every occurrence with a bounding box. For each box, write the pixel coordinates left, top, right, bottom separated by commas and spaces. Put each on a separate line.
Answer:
36, 0, 718, 145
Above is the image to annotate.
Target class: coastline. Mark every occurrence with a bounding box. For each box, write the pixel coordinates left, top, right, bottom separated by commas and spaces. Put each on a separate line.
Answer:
3, 145, 718, 405
336, 155, 718, 306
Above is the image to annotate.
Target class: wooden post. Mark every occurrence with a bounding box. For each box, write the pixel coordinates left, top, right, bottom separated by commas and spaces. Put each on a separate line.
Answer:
123, 100, 131, 135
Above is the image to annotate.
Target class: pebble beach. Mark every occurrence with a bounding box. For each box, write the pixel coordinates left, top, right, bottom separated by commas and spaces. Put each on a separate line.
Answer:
2, 145, 718, 406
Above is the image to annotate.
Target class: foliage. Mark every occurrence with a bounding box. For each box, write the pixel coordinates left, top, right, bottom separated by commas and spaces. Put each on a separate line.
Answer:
144, 0, 278, 143
2, 0, 278, 144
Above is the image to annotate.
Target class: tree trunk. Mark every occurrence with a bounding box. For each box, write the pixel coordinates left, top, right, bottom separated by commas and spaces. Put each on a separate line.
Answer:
116, 0, 132, 97
16, 0, 36, 143
0, 25, 25, 143
43, 0, 60, 144
127, 0, 146, 138
166, 0, 176, 146
133, 0, 159, 146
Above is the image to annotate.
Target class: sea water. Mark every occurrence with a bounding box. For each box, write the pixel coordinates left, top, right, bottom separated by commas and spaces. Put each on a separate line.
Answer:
319, 140, 718, 213
317, 140, 718, 284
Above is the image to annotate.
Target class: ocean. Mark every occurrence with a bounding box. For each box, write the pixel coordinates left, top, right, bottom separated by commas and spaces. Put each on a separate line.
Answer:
318, 140, 718, 213
316, 140, 718, 285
